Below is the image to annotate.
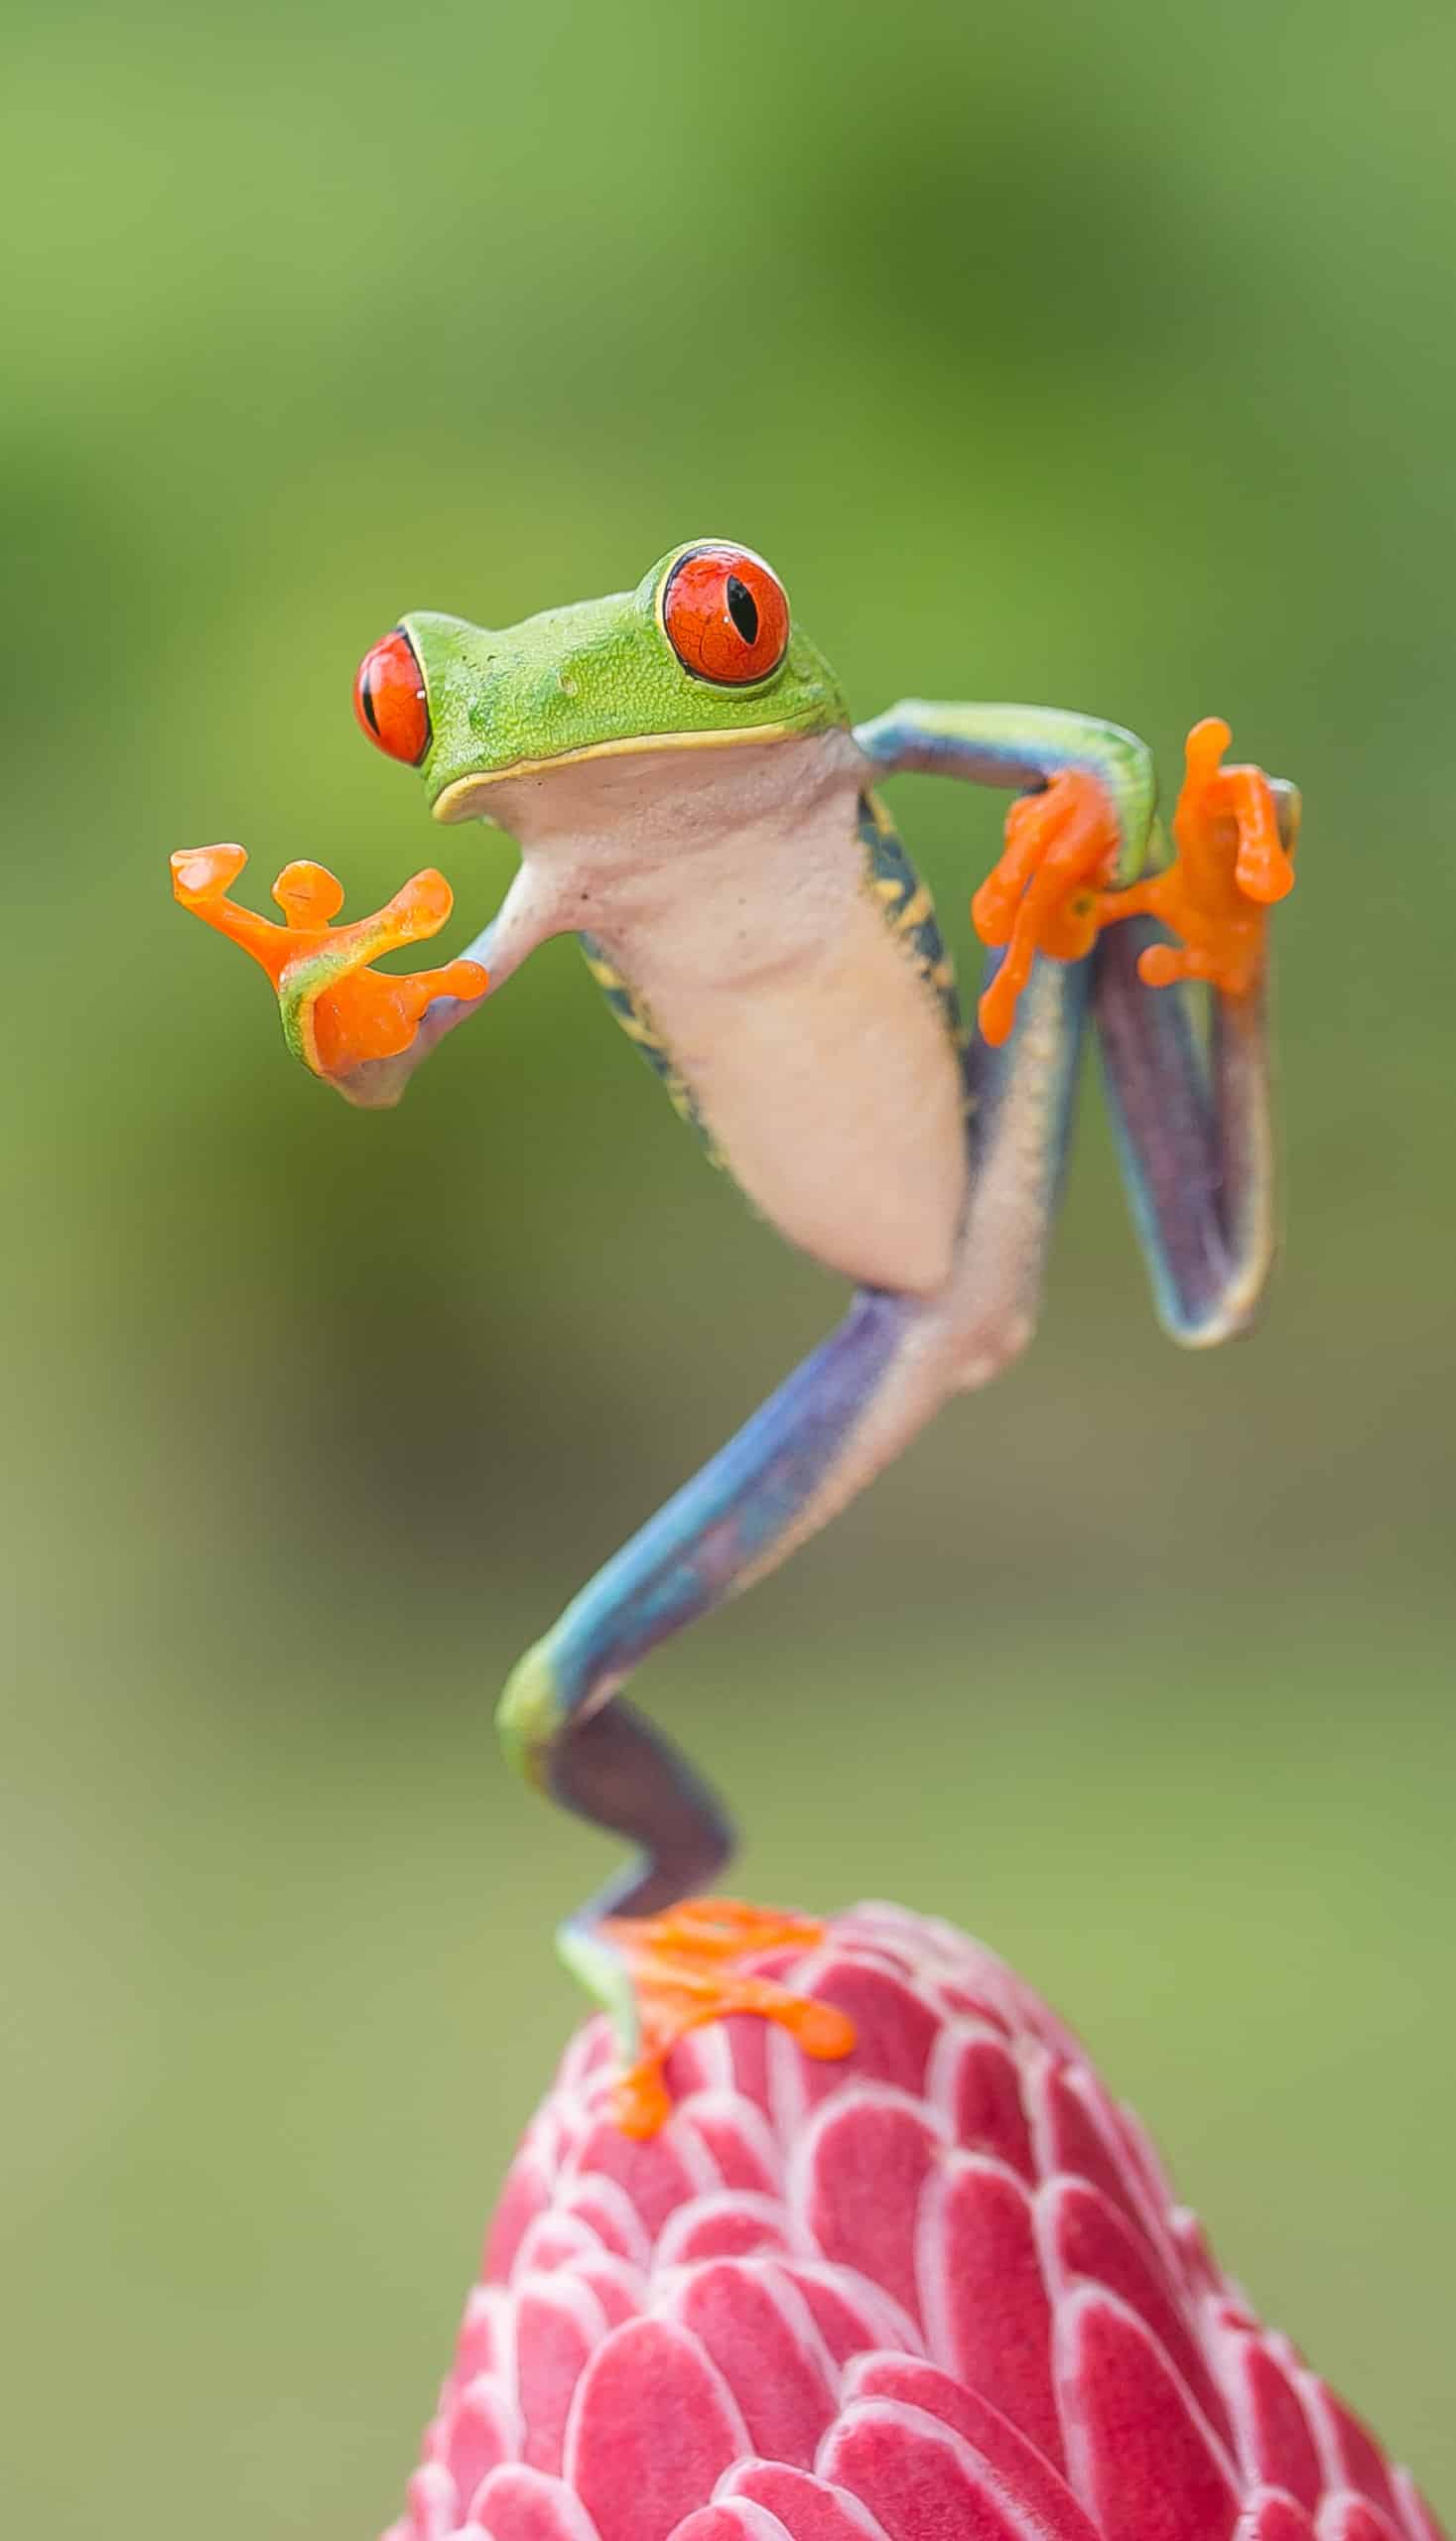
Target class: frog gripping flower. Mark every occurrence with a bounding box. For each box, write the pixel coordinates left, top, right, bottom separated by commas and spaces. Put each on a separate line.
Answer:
169, 541, 1446, 2525
173, 538, 1301, 2111
381, 1906, 1442, 2541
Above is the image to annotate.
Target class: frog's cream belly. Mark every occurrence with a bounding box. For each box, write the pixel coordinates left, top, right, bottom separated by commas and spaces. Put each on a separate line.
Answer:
624, 892, 969, 1297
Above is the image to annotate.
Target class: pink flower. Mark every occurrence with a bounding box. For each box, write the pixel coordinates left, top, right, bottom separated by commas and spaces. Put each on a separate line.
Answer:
382, 1902, 1445, 2541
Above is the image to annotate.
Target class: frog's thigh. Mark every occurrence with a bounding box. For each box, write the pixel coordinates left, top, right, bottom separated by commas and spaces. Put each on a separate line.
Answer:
496, 1285, 939, 1926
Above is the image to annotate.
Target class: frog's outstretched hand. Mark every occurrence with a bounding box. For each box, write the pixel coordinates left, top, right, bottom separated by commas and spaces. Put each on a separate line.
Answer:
170, 846, 488, 1106
969, 715, 1299, 1044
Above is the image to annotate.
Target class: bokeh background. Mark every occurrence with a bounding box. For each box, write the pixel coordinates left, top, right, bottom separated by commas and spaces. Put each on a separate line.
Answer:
6, 0, 1454, 2529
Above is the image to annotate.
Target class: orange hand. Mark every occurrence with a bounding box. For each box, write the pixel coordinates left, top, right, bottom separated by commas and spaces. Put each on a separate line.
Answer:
1116, 718, 1296, 999
970, 770, 1123, 1046
171, 845, 487, 1078
601, 1897, 857, 2137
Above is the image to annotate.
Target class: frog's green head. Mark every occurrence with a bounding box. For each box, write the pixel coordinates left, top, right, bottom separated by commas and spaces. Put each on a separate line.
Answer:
352, 541, 847, 822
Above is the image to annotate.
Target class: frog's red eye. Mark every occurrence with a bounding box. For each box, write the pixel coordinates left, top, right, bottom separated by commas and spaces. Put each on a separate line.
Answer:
661, 544, 790, 686
353, 629, 431, 765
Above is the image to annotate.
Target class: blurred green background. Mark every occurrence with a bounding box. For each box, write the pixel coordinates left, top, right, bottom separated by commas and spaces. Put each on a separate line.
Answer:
6, 0, 1454, 2528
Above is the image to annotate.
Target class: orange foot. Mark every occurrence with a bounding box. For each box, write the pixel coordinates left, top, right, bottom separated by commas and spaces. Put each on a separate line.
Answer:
970, 769, 1123, 1046
170, 845, 487, 1079
601, 1897, 857, 2138
1117, 716, 1297, 997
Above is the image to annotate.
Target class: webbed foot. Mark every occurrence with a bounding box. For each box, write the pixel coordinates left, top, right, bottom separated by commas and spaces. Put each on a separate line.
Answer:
971, 770, 1123, 1045
1123, 717, 1298, 997
170, 845, 487, 1080
563, 1898, 858, 2138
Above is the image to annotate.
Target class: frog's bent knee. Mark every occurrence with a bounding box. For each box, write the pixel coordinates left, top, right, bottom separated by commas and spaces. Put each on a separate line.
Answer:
497, 1638, 566, 1788
955, 1303, 1037, 1391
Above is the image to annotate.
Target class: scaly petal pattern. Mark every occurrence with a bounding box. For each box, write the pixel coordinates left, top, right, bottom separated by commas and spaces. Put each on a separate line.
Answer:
380, 1904, 1445, 2541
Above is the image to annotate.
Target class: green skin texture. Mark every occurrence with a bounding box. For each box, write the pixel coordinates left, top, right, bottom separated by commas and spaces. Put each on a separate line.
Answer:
399, 546, 1151, 876
261, 539, 1284, 2056
406, 543, 849, 807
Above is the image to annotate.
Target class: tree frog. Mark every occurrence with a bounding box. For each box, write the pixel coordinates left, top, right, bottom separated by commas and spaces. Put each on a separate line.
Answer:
173, 539, 1298, 2131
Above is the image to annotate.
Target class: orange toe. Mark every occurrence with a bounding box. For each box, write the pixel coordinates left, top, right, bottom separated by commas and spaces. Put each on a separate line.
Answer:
271, 860, 346, 927
172, 843, 248, 901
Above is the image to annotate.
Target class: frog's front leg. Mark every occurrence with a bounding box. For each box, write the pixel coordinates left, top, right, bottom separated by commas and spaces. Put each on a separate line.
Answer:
171, 851, 554, 1107
499, 1286, 941, 2130
856, 699, 1299, 1342
855, 697, 1160, 1047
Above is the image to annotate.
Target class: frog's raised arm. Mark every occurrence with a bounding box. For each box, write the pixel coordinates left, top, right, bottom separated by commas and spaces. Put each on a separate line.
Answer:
169, 824, 557, 1110
856, 697, 1299, 1343
856, 696, 1159, 862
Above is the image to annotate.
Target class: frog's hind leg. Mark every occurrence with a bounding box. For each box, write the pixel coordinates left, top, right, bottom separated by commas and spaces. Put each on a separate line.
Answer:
497, 1284, 955, 2120
499, 947, 1099, 2128
500, 1285, 944, 1918
945, 937, 1097, 1386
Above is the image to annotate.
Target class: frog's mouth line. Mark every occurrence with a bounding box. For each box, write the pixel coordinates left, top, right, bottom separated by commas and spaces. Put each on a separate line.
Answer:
429, 718, 811, 821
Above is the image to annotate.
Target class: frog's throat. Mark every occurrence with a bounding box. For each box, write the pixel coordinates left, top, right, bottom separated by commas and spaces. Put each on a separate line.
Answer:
429, 717, 812, 822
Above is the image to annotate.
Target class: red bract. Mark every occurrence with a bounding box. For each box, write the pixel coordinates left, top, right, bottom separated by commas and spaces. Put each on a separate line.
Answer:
382, 1903, 1445, 2541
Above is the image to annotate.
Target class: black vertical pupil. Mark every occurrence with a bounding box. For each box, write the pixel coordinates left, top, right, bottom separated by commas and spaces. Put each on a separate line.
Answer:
726, 575, 759, 645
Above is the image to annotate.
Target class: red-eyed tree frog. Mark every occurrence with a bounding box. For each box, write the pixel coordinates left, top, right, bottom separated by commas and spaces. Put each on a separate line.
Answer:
173, 539, 1298, 2131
